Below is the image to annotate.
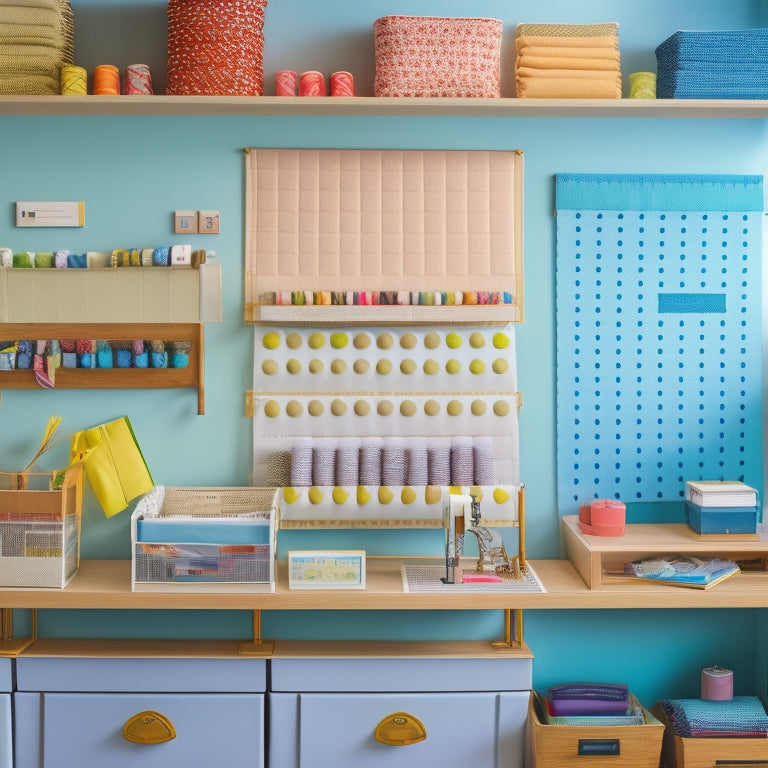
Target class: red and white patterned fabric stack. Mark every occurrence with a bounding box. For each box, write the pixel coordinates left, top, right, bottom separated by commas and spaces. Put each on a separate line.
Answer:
373, 15, 503, 98
166, 0, 267, 95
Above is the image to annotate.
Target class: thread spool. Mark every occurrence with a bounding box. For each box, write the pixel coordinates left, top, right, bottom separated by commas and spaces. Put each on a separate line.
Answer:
60, 65, 87, 95
629, 71, 656, 99
701, 666, 733, 700
93, 65, 120, 95
299, 71, 327, 96
124, 64, 153, 95
330, 70, 354, 96
275, 69, 298, 96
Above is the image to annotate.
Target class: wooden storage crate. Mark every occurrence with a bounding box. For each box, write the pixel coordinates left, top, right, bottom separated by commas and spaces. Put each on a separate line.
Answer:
653, 703, 768, 768
526, 692, 664, 768
0, 465, 82, 588
131, 485, 278, 593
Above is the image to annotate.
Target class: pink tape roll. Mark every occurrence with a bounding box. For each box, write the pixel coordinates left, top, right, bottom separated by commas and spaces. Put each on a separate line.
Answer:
275, 69, 297, 96
701, 666, 733, 700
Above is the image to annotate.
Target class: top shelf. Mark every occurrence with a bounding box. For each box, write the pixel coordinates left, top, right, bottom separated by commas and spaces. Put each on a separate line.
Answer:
3, 95, 768, 118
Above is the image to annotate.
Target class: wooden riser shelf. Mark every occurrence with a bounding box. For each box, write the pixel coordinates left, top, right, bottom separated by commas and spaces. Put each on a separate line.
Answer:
561, 514, 768, 589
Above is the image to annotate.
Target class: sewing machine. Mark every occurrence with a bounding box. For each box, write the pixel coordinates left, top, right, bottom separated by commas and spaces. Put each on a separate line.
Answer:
441, 490, 525, 584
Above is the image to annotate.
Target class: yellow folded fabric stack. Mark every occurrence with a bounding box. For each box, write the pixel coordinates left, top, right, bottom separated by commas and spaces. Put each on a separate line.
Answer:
0, 0, 74, 94
515, 22, 621, 99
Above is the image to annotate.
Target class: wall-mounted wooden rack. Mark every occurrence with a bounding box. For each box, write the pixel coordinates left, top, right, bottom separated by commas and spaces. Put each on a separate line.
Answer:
0, 322, 205, 415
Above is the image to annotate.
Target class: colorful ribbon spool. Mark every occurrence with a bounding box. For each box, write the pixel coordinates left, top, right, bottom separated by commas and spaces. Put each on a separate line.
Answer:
299, 71, 327, 96
275, 69, 298, 96
124, 64, 153, 95
330, 71, 354, 96
60, 65, 87, 95
93, 65, 120, 95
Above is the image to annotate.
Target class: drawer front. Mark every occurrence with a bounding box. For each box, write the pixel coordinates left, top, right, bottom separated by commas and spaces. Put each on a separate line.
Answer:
15, 692, 264, 768
0, 695, 11, 768
0, 659, 11, 693
270, 690, 528, 768
16, 656, 266, 692
271, 656, 532, 692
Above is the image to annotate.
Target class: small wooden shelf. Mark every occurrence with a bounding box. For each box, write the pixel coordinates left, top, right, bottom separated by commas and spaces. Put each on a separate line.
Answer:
3, 95, 768, 119
561, 514, 768, 589
0, 322, 205, 415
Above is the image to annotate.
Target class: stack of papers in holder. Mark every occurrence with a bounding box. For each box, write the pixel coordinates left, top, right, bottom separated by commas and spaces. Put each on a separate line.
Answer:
685, 481, 757, 508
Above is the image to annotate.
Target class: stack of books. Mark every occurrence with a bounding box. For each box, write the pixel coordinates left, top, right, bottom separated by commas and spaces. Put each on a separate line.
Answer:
685, 480, 759, 535
534, 683, 646, 726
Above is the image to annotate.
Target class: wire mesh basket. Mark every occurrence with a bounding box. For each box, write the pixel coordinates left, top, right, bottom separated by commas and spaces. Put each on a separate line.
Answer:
0, 465, 82, 587
131, 485, 278, 592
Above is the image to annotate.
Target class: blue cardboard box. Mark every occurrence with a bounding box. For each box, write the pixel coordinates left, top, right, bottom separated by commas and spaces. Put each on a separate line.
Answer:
686, 501, 758, 535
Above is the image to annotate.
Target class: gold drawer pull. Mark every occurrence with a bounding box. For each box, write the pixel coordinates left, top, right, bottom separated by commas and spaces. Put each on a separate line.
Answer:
123, 710, 177, 744
374, 711, 427, 746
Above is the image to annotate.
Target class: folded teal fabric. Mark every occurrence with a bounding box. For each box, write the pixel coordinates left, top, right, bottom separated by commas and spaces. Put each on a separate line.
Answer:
660, 696, 768, 737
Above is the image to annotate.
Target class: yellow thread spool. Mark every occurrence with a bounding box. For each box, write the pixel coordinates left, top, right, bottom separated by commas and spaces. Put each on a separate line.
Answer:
61, 65, 87, 95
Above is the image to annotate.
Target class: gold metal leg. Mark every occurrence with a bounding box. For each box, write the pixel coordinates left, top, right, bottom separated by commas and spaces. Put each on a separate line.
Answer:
0, 608, 36, 657
492, 608, 523, 650
237, 610, 274, 656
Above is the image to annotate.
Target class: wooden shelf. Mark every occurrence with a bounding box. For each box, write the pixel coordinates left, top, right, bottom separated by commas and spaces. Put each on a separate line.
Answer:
249, 303, 522, 325
3, 95, 768, 119
0, 322, 205, 415
561, 515, 768, 589
2, 556, 768, 611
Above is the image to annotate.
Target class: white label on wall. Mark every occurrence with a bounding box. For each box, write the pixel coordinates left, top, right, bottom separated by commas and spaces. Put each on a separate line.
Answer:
16, 201, 85, 227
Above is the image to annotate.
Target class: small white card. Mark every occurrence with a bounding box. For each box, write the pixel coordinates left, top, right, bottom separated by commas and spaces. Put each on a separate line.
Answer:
288, 550, 366, 589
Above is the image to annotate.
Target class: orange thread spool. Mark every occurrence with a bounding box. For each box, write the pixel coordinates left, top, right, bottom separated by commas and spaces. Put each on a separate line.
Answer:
93, 65, 120, 95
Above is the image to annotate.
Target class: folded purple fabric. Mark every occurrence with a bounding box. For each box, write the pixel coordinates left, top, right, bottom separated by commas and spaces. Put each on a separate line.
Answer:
550, 682, 629, 700
550, 696, 630, 716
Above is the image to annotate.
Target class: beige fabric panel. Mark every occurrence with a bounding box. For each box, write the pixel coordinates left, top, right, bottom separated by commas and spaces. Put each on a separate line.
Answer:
244, 148, 523, 319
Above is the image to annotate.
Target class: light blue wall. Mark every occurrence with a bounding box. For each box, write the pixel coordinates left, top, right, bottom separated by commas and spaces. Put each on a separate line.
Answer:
0, 0, 765, 705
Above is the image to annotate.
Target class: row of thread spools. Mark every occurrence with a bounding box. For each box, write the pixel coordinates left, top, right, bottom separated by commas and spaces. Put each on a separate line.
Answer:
275, 435, 496, 488
276, 70, 354, 96
60, 64, 154, 96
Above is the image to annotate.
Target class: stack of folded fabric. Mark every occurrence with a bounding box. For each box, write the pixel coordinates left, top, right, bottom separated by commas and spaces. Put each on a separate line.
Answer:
658, 696, 768, 737
656, 29, 768, 100
0, 0, 75, 94
515, 22, 622, 99
547, 682, 630, 716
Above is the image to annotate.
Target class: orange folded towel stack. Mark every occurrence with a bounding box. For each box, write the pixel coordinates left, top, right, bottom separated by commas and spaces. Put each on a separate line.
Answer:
515, 22, 622, 99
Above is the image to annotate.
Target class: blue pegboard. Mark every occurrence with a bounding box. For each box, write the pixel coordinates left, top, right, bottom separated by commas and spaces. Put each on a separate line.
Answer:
555, 174, 763, 516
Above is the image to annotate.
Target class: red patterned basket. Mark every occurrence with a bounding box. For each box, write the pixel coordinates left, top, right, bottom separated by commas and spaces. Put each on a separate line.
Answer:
373, 15, 503, 98
166, 0, 267, 96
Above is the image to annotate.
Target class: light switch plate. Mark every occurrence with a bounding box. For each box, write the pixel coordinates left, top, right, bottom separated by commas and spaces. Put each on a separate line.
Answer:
174, 210, 197, 234
198, 210, 220, 234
